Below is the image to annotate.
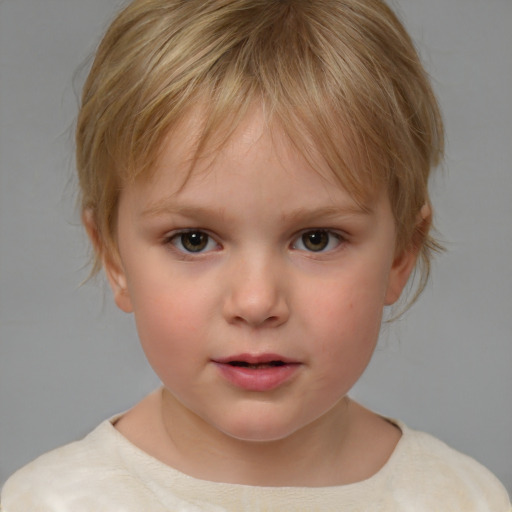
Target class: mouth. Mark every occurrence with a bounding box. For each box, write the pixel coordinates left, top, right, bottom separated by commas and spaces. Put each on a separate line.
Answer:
212, 354, 301, 391
227, 360, 287, 369
213, 353, 298, 368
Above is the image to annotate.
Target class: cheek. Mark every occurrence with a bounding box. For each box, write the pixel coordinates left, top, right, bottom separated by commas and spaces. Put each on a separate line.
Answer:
303, 270, 388, 383
307, 265, 388, 332
316, 294, 382, 361
127, 277, 210, 375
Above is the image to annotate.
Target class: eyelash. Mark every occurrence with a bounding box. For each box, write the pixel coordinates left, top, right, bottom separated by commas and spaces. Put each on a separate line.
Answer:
292, 229, 345, 253
165, 229, 345, 255
166, 230, 220, 255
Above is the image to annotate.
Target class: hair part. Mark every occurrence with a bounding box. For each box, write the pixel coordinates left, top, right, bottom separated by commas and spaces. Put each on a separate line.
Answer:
76, 0, 444, 304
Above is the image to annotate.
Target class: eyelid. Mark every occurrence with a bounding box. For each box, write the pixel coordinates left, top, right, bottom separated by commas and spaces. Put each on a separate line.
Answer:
161, 227, 347, 256
291, 229, 347, 253
165, 229, 221, 255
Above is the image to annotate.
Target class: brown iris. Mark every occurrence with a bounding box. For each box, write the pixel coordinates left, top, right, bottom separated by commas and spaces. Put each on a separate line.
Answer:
180, 231, 209, 252
301, 230, 330, 252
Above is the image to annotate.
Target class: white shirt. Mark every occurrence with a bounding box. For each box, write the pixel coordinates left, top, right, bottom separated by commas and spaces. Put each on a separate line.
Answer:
1, 417, 510, 511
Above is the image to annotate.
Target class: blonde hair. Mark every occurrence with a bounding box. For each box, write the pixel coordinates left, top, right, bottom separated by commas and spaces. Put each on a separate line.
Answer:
77, 0, 443, 298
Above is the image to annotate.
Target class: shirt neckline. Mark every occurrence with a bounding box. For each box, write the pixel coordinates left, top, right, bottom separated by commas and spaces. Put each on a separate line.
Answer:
85, 413, 411, 508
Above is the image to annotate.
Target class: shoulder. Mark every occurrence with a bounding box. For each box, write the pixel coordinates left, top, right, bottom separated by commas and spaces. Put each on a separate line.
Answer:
0, 419, 166, 512
389, 421, 511, 511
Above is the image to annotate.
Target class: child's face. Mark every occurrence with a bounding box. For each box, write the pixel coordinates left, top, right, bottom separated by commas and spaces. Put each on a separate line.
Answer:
104, 109, 416, 443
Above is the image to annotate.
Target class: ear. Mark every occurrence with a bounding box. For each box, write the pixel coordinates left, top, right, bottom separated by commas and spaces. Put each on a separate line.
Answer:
384, 204, 431, 305
102, 254, 134, 314
82, 209, 133, 313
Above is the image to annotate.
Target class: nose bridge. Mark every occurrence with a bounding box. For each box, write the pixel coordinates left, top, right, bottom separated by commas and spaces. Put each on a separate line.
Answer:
223, 247, 289, 327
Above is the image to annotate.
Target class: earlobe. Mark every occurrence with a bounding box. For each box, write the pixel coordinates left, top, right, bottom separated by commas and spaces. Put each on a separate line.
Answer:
384, 247, 418, 305
82, 209, 133, 313
103, 256, 134, 313
384, 204, 431, 305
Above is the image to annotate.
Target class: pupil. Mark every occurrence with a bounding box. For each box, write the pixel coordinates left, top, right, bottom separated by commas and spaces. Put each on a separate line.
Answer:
303, 230, 328, 251
182, 232, 207, 252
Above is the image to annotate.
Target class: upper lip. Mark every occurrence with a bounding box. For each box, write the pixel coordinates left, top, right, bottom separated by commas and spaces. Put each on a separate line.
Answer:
213, 353, 299, 365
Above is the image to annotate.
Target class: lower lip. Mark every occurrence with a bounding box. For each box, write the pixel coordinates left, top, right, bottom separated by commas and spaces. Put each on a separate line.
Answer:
214, 363, 301, 392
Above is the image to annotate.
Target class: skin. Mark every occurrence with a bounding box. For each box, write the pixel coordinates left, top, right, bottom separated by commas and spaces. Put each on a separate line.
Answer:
89, 109, 422, 486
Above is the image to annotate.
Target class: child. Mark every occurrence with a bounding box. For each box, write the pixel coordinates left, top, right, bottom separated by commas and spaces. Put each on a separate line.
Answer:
1, 0, 510, 510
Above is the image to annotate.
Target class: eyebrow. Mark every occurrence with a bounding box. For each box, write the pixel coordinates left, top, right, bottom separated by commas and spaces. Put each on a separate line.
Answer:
281, 204, 373, 224
142, 202, 221, 219
141, 201, 373, 223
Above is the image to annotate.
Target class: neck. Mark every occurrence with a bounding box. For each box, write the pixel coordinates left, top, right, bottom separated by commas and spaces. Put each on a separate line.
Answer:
159, 388, 356, 486
115, 388, 401, 487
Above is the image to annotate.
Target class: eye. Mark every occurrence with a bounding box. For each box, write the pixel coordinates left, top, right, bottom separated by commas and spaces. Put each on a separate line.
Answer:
169, 230, 218, 253
293, 230, 342, 253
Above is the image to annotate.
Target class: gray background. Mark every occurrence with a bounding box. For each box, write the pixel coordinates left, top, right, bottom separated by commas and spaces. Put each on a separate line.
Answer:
1, 0, 511, 493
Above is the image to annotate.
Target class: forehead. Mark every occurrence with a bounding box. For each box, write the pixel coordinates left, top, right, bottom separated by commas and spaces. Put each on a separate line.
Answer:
137, 106, 377, 208
120, 107, 385, 225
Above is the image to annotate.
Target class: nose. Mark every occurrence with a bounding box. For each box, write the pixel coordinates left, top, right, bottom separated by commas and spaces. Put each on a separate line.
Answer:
222, 254, 290, 328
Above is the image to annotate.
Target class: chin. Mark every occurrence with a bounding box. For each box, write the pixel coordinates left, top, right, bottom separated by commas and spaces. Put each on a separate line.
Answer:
213, 412, 310, 444
223, 426, 297, 444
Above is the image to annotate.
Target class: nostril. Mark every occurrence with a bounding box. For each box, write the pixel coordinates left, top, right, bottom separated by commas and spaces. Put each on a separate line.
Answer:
232, 313, 284, 328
